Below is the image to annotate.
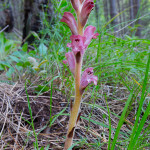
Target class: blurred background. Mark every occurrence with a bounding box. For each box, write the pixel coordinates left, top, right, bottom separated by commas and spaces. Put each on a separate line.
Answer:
0, 0, 150, 41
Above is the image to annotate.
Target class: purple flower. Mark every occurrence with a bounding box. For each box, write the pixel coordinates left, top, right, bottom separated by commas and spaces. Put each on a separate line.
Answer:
84, 25, 99, 48
67, 26, 99, 56
67, 35, 86, 57
71, 0, 83, 13
80, 67, 98, 92
63, 52, 76, 76
80, 0, 95, 27
61, 12, 78, 35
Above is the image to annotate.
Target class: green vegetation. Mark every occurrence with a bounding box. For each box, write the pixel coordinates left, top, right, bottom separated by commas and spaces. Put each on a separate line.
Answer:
0, 0, 150, 149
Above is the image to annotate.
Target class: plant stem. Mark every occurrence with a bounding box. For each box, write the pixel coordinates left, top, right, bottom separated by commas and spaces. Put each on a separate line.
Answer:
64, 61, 82, 150
77, 14, 83, 36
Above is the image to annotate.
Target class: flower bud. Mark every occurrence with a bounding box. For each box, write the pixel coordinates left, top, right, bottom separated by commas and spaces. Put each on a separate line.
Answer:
80, 0, 94, 27
61, 12, 78, 35
71, 0, 83, 13
63, 52, 76, 76
84, 25, 99, 48
80, 67, 98, 93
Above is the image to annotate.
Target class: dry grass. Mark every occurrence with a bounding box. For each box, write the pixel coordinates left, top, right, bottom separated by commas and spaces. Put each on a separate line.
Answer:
0, 81, 66, 149
0, 79, 149, 150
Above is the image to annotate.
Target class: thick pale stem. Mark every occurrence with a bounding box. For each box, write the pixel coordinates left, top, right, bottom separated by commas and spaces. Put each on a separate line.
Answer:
77, 14, 83, 36
78, 21, 83, 36
64, 61, 82, 150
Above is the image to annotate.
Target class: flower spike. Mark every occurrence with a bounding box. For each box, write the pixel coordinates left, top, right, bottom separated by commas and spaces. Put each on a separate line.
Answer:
61, 12, 78, 35
80, 0, 95, 27
84, 25, 99, 48
62, 0, 98, 149
80, 67, 98, 93
63, 52, 76, 76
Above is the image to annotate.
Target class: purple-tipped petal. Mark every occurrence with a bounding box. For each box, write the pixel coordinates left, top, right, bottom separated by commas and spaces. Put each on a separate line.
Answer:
80, 67, 98, 92
71, 0, 83, 13
84, 25, 99, 48
61, 12, 78, 35
70, 35, 86, 56
63, 52, 76, 76
80, 0, 94, 27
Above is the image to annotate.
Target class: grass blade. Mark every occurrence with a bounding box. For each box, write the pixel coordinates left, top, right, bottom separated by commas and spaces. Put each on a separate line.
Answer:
127, 53, 150, 150
134, 96, 150, 149
111, 92, 133, 150
25, 82, 39, 150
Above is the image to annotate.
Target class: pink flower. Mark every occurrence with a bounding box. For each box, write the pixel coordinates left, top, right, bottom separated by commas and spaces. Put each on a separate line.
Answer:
84, 25, 99, 48
71, 0, 83, 13
61, 12, 78, 35
67, 35, 86, 56
80, 67, 98, 92
66, 26, 99, 61
63, 52, 76, 76
80, 0, 95, 27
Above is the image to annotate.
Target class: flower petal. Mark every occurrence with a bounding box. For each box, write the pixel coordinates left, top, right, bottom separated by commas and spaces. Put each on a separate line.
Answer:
92, 33, 99, 39
84, 25, 99, 48
63, 52, 76, 76
61, 12, 78, 35
80, 67, 98, 92
80, 0, 94, 27
71, 0, 83, 13
69, 35, 86, 56
67, 43, 72, 48
62, 60, 68, 64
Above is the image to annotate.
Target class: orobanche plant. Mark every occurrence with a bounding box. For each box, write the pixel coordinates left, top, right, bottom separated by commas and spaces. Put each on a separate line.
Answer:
61, 0, 99, 149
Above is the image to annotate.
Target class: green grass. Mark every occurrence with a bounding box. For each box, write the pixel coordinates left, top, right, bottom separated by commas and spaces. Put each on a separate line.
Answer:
25, 82, 39, 150
128, 53, 150, 150
111, 92, 133, 150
